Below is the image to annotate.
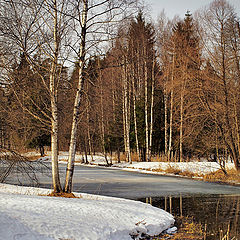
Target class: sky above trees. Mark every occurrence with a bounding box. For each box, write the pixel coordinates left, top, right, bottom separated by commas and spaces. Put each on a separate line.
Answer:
147, 0, 240, 20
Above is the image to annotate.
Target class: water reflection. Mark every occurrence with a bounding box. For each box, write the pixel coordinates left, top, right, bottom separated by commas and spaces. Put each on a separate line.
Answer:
139, 195, 240, 240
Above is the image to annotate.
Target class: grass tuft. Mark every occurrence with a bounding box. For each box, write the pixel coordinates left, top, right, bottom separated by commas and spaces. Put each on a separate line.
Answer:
204, 169, 240, 183
154, 217, 204, 240
47, 192, 79, 198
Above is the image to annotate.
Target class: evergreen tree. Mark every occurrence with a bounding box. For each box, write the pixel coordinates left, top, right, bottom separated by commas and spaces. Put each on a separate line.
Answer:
169, 12, 202, 161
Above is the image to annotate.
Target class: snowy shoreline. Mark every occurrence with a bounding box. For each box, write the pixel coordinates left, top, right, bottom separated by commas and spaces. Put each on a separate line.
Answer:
34, 151, 235, 176
0, 183, 175, 240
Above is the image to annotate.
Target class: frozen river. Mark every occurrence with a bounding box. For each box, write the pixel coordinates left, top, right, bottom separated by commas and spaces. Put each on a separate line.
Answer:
5, 163, 240, 199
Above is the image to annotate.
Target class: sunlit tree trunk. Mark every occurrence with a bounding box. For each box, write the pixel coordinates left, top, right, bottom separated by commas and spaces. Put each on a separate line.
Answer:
168, 51, 175, 161
86, 80, 93, 162
144, 47, 149, 162
122, 58, 131, 163
149, 58, 155, 161
179, 82, 184, 162
50, 0, 62, 192
130, 43, 140, 161
99, 64, 109, 165
132, 78, 140, 161
164, 68, 169, 156
64, 0, 88, 193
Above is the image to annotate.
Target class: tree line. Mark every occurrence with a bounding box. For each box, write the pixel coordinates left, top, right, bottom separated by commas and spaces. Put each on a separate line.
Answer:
0, 0, 239, 192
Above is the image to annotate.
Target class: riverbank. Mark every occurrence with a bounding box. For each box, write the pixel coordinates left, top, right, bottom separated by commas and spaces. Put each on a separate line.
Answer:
0, 183, 175, 240
46, 152, 239, 185
24, 151, 240, 185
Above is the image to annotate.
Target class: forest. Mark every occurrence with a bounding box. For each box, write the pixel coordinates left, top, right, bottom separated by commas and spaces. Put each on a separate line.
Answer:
0, 0, 240, 191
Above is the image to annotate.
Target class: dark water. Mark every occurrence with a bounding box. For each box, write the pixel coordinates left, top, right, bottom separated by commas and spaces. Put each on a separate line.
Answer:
139, 195, 240, 240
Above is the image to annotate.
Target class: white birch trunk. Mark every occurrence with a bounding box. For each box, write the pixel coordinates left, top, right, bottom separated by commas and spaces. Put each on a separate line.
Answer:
111, 69, 116, 122
99, 65, 108, 165
50, 83, 62, 192
86, 81, 93, 162
123, 58, 131, 163
50, 0, 62, 192
168, 51, 175, 161
132, 79, 140, 161
127, 70, 132, 163
149, 58, 155, 161
144, 48, 149, 162
64, 0, 88, 193
122, 64, 127, 155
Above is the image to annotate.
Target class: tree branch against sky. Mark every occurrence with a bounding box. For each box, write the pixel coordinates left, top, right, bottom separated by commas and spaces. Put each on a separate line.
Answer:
146, 0, 240, 20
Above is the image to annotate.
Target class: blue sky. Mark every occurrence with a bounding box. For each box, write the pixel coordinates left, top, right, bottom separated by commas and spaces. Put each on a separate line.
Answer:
146, 0, 240, 20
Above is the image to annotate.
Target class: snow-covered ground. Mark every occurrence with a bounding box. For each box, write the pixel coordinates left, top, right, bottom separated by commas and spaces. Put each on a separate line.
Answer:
41, 151, 235, 176
0, 183, 175, 240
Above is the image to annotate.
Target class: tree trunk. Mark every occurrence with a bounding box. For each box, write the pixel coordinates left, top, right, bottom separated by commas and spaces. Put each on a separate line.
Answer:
64, 0, 88, 193
179, 86, 184, 162
132, 82, 140, 161
123, 59, 131, 163
87, 100, 93, 162
164, 83, 168, 156
50, 0, 62, 193
168, 51, 175, 161
50, 79, 62, 192
144, 47, 149, 162
99, 64, 109, 165
149, 58, 155, 161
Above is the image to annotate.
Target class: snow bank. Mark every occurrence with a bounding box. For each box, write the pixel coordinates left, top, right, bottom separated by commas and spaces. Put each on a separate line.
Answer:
112, 161, 235, 175
47, 152, 235, 175
0, 183, 174, 240
36, 150, 236, 176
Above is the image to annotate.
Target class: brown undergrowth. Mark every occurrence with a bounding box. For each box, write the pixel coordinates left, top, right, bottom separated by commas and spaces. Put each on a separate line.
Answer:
26, 155, 43, 161
203, 169, 240, 183
155, 217, 204, 240
152, 166, 197, 179
47, 192, 79, 198
152, 166, 240, 184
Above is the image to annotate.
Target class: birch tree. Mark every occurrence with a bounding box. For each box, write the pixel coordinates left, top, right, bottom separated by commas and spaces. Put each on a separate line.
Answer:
0, 0, 71, 192
127, 12, 156, 161
64, 0, 137, 192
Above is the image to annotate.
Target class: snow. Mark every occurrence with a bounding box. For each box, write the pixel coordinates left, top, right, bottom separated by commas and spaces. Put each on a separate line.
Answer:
0, 183, 175, 240
28, 151, 236, 177
53, 152, 235, 176
112, 161, 235, 175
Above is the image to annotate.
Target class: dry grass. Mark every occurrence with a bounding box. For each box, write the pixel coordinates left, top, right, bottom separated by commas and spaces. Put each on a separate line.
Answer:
152, 166, 196, 179
152, 166, 240, 184
203, 169, 240, 183
152, 154, 170, 162
131, 152, 140, 162
116, 152, 140, 162
47, 192, 79, 198
164, 166, 182, 175
156, 217, 204, 240
26, 155, 42, 161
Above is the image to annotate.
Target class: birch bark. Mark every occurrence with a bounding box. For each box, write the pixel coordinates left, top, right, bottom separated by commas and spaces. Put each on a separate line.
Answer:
64, 0, 88, 193
132, 73, 140, 161
149, 58, 155, 161
144, 47, 149, 162
122, 58, 131, 163
50, 0, 62, 192
168, 51, 175, 160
